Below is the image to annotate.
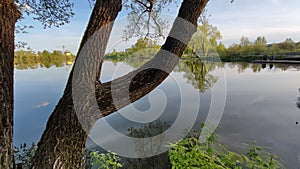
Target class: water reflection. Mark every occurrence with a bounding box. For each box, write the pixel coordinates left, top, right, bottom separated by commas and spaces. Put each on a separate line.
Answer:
226, 62, 300, 73
14, 66, 72, 146
107, 53, 222, 93
122, 120, 171, 169
218, 63, 300, 168
14, 50, 75, 69
175, 59, 221, 92
15, 50, 299, 73
14, 60, 300, 168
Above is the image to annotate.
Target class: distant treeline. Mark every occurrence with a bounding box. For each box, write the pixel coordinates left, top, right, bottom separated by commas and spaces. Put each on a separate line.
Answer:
104, 37, 300, 62
15, 36, 300, 69
14, 50, 75, 69
216, 36, 300, 62
104, 38, 160, 63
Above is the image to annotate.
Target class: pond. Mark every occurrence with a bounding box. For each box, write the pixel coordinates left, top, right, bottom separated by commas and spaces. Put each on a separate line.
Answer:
14, 60, 300, 168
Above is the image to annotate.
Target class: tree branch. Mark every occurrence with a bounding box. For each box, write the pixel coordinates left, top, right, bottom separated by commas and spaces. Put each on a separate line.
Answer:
150, 13, 163, 37
90, 0, 210, 121
134, 0, 150, 11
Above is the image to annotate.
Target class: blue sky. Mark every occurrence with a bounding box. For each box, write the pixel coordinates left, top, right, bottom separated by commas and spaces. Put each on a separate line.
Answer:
16, 0, 300, 53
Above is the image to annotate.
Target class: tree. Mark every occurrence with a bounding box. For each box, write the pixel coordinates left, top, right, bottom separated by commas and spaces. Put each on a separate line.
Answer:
187, 19, 222, 57
254, 36, 267, 46
14, 50, 74, 69
122, 0, 172, 40
240, 36, 251, 47
227, 43, 242, 55
128, 38, 159, 54
30, 0, 122, 168
253, 36, 267, 53
266, 43, 281, 56
15, 0, 75, 29
1, 0, 209, 167
1, 0, 76, 168
296, 42, 300, 52
0, 0, 21, 168
30, 0, 209, 168
280, 38, 296, 51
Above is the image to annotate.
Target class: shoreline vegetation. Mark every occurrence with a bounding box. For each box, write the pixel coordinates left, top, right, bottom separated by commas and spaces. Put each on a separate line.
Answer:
14, 50, 75, 69
14, 129, 285, 169
15, 36, 300, 65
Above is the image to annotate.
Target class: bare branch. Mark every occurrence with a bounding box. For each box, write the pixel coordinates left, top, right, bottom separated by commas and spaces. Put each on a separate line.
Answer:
123, 0, 172, 40
146, 12, 151, 38
150, 13, 164, 38
133, 10, 148, 34
134, 0, 149, 10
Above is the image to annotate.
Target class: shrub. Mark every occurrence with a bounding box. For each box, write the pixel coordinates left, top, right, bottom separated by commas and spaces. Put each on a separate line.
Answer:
169, 133, 284, 169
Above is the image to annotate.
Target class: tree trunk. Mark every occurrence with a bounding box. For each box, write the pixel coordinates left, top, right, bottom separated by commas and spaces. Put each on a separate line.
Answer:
0, 0, 20, 168
90, 0, 209, 121
31, 0, 122, 168
0, 0, 20, 169
32, 0, 208, 168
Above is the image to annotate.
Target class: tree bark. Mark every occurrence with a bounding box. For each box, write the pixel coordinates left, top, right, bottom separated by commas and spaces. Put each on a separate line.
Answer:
32, 0, 208, 168
31, 0, 122, 168
0, 0, 20, 168
93, 0, 209, 119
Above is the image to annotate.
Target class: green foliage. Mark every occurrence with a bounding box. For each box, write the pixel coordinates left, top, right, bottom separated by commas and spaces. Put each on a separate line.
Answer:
105, 38, 160, 66
168, 133, 284, 169
14, 50, 75, 69
14, 143, 37, 169
222, 36, 300, 62
89, 151, 122, 169
185, 20, 222, 58
244, 145, 283, 169
125, 38, 160, 56
14, 146, 122, 169
240, 36, 251, 47
169, 137, 227, 169
279, 38, 296, 51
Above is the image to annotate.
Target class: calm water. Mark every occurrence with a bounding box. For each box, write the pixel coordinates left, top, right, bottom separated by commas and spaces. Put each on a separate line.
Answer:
14, 61, 300, 168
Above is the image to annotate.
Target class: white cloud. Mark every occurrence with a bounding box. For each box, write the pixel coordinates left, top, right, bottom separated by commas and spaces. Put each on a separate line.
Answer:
206, 0, 300, 45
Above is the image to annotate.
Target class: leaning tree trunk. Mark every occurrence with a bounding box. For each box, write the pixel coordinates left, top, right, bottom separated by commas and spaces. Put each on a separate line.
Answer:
0, 1, 20, 168
31, 0, 122, 168
32, 0, 208, 168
